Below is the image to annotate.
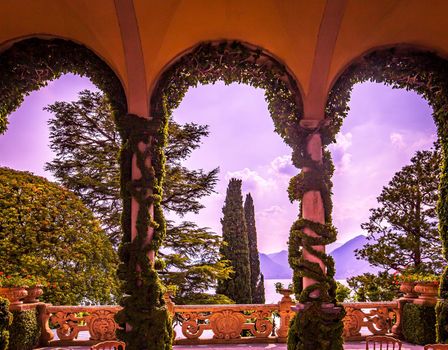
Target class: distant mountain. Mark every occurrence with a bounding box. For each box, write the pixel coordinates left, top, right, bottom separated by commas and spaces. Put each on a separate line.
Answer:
259, 234, 379, 280
327, 241, 344, 254
267, 250, 289, 266
259, 252, 292, 279
330, 234, 380, 279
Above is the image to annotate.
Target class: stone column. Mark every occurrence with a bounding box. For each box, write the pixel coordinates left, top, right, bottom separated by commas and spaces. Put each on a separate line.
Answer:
130, 139, 155, 264
125, 117, 156, 336
37, 303, 54, 346
277, 289, 294, 339
300, 120, 326, 298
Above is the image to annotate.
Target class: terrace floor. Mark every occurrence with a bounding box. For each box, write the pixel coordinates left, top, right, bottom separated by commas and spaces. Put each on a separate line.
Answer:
36, 342, 425, 349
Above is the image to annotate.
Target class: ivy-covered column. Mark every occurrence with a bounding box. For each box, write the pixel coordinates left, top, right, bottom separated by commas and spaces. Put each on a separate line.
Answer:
287, 120, 344, 350
301, 130, 327, 297
436, 140, 448, 343
115, 114, 172, 350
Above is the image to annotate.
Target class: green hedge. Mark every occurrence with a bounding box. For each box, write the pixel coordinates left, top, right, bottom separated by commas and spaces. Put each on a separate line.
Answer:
8, 309, 40, 350
0, 297, 12, 350
402, 303, 436, 345
436, 299, 448, 343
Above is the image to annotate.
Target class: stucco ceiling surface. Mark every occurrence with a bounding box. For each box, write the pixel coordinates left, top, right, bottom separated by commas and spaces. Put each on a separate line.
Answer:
1, 0, 448, 116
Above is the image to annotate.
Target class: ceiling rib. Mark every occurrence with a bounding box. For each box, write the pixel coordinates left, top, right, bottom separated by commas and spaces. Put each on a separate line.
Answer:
115, 0, 148, 117
304, 0, 347, 121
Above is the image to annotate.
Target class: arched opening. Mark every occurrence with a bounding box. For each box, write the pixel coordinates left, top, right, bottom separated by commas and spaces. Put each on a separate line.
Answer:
0, 38, 127, 303
166, 81, 298, 305
326, 46, 448, 342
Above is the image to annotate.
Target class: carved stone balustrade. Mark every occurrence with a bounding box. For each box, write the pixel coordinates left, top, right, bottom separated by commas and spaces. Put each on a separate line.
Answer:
39, 305, 122, 347
342, 301, 399, 340
34, 296, 401, 347
172, 303, 278, 344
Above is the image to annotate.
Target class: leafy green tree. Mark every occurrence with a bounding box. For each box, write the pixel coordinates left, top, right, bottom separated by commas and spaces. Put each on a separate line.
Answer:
0, 167, 118, 305
356, 145, 443, 274
217, 178, 252, 303
159, 221, 233, 304
45, 90, 219, 245
45, 90, 228, 303
347, 272, 399, 302
244, 193, 265, 303
335, 281, 351, 303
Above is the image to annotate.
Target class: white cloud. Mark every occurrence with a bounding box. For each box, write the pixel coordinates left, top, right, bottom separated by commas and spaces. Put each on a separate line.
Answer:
257, 205, 286, 217
339, 153, 352, 173
330, 132, 353, 173
269, 154, 296, 176
335, 132, 353, 151
390, 132, 405, 148
226, 168, 276, 193
411, 133, 437, 149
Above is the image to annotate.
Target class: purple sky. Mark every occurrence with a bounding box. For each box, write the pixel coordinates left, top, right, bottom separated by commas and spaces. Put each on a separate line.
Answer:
0, 75, 436, 253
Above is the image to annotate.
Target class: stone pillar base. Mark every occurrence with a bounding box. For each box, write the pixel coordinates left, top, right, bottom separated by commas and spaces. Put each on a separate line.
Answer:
292, 302, 343, 315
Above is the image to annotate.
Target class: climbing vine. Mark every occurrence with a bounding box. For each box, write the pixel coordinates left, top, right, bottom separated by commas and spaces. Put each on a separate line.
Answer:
114, 110, 173, 350
286, 125, 344, 350
0, 38, 126, 134
326, 47, 448, 343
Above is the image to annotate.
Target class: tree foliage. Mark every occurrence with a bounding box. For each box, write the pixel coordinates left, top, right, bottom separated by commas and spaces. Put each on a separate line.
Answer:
45, 90, 228, 302
160, 221, 232, 304
347, 272, 399, 302
0, 167, 119, 305
217, 178, 252, 303
45, 90, 219, 245
244, 193, 265, 303
356, 145, 443, 274
335, 282, 351, 303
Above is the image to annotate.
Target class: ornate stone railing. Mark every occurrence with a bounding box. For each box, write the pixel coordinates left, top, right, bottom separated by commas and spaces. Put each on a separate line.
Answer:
38, 304, 122, 347
342, 301, 399, 340
35, 295, 400, 347
172, 304, 278, 344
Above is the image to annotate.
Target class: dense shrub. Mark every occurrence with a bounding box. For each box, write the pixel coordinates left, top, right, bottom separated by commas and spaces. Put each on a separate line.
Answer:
0, 167, 119, 305
402, 303, 436, 345
0, 297, 12, 350
8, 309, 40, 350
174, 293, 234, 305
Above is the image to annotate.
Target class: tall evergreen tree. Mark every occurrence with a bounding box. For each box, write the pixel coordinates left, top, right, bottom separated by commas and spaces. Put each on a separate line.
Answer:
217, 178, 252, 303
355, 144, 443, 274
45, 90, 218, 245
244, 193, 265, 303
44, 90, 230, 303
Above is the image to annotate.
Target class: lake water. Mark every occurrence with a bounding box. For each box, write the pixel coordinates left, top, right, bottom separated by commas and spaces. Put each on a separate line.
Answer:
264, 278, 292, 303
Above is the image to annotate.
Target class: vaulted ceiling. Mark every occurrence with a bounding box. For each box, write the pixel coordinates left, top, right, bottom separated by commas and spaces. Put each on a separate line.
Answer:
2, 0, 447, 118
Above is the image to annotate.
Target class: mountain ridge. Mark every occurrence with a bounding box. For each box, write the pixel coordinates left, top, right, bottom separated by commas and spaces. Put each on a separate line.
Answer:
259, 234, 379, 279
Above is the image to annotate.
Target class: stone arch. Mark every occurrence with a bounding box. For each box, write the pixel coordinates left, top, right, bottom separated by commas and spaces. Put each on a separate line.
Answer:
326, 46, 448, 142
149, 40, 304, 146
326, 46, 448, 342
148, 40, 311, 298
0, 37, 128, 134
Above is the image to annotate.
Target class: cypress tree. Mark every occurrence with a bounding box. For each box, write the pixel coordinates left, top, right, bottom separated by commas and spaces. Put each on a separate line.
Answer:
244, 193, 265, 303
217, 178, 252, 303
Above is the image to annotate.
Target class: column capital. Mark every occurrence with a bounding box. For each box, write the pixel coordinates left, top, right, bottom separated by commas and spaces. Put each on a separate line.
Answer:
299, 118, 330, 132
